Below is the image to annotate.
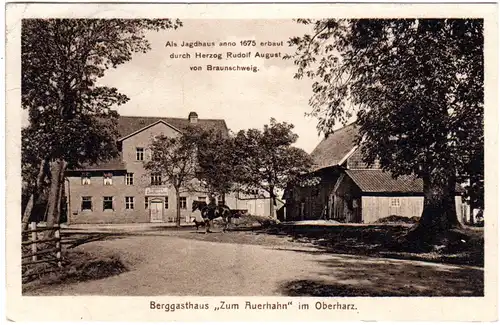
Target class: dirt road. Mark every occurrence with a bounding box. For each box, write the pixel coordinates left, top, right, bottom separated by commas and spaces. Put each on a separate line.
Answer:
27, 233, 483, 296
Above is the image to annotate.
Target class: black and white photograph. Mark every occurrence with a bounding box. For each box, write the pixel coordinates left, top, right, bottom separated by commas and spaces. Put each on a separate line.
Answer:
5, 3, 498, 322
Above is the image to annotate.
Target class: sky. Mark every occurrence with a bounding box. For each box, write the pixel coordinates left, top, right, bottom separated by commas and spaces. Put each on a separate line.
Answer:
98, 19, 326, 153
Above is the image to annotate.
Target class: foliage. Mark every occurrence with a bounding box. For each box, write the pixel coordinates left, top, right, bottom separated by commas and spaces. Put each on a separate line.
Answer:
183, 125, 238, 197
21, 19, 182, 227
287, 19, 484, 232
22, 18, 182, 165
144, 133, 198, 193
288, 19, 483, 178
178, 121, 315, 210
144, 132, 197, 226
233, 118, 314, 212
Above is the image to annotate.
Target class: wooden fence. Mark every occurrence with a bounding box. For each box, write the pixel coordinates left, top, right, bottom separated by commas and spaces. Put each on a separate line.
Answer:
22, 222, 62, 278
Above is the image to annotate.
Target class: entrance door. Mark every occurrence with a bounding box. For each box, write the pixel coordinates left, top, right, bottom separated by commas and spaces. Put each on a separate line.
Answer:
150, 200, 163, 223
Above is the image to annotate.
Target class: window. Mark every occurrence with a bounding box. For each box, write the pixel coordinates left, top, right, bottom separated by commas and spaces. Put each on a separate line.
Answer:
126, 173, 134, 185
103, 196, 113, 211
81, 196, 92, 211
125, 197, 134, 210
103, 172, 113, 185
151, 173, 162, 186
81, 173, 91, 185
145, 198, 149, 209
164, 197, 169, 209
179, 197, 187, 209
136, 147, 144, 161
198, 196, 207, 203
390, 198, 401, 208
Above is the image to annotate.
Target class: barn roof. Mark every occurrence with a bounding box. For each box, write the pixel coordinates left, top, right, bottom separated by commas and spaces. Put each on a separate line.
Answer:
345, 169, 463, 194
310, 122, 359, 171
117, 115, 227, 139
345, 170, 423, 193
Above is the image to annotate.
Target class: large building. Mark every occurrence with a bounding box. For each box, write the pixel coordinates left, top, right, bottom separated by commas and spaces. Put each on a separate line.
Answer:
284, 123, 468, 223
65, 112, 271, 224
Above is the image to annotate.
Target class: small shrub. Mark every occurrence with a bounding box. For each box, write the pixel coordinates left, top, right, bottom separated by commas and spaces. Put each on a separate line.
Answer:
376, 215, 419, 224
231, 214, 279, 228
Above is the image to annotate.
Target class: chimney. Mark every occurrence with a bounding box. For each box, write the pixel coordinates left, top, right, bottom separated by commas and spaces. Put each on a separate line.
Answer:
188, 111, 198, 124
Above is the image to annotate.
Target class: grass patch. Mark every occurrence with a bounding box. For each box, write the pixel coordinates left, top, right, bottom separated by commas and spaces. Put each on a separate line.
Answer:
23, 250, 128, 294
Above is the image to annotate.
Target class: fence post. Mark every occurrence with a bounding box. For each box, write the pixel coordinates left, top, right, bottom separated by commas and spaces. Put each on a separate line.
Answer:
55, 227, 62, 268
30, 222, 37, 262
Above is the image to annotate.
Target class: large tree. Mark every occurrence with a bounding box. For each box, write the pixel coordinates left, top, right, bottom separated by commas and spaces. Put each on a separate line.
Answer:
21, 111, 120, 230
21, 19, 182, 232
183, 125, 239, 204
234, 118, 314, 218
144, 133, 198, 227
288, 19, 484, 245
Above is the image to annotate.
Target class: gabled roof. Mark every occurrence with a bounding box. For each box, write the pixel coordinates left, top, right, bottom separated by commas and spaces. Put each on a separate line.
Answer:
117, 115, 227, 140
68, 114, 227, 172
118, 120, 183, 141
345, 169, 463, 194
310, 122, 359, 171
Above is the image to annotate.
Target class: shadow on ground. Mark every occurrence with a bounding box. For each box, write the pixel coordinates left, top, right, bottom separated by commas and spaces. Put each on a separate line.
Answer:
264, 224, 484, 267
278, 253, 483, 297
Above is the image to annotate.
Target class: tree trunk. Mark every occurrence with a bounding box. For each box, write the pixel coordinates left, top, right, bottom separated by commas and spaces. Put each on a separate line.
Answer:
469, 176, 475, 225
175, 189, 181, 227
55, 167, 66, 223
22, 196, 35, 231
22, 159, 47, 231
407, 173, 461, 248
269, 185, 276, 219
46, 159, 67, 236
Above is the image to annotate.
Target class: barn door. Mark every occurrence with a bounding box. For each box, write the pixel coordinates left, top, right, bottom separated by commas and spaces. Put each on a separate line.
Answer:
352, 198, 362, 223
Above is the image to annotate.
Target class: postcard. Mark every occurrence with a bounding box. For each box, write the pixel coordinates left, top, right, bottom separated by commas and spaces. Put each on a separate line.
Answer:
5, 2, 498, 322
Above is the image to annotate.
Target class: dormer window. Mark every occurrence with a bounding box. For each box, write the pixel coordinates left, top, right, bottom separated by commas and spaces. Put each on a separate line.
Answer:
103, 172, 113, 185
81, 173, 91, 185
188, 112, 198, 124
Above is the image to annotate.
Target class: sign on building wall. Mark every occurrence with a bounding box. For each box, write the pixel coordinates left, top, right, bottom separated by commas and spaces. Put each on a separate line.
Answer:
145, 187, 169, 196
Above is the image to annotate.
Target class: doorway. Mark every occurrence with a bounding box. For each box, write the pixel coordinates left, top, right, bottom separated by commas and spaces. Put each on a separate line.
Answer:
150, 199, 163, 223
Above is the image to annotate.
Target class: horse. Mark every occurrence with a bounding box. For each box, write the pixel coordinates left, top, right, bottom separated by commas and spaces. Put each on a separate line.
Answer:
191, 200, 233, 233
191, 200, 209, 231
216, 204, 233, 232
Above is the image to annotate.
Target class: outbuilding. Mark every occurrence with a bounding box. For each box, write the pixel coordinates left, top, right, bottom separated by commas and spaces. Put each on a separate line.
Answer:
285, 122, 468, 223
